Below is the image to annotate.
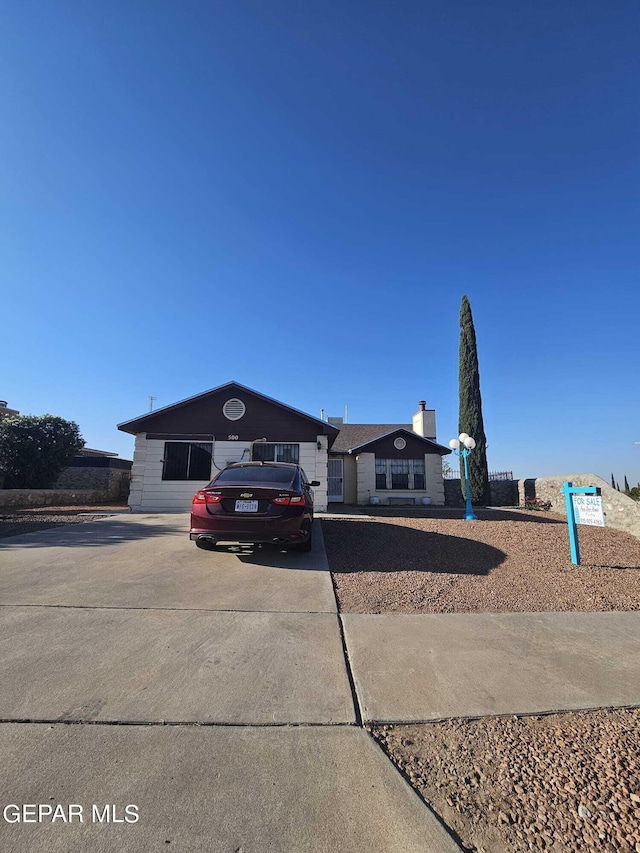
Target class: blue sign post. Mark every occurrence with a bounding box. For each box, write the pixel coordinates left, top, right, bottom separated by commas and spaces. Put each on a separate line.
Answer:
561, 481, 602, 565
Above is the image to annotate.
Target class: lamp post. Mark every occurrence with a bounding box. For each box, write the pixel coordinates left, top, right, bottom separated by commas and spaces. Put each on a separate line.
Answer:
449, 433, 477, 520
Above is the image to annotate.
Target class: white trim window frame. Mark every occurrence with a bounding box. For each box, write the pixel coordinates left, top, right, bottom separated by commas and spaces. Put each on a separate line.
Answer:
162, 441, 213, 481
375, 457, 425, 490
251, 443, 300, 464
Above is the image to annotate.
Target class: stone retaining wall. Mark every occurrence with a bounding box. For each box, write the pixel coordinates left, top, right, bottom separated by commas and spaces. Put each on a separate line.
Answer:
444, 478, 518, 508
519, 474, 640, 540
0, 489, 115, 508
50, 457, 132, 500
53, 467, 130, 500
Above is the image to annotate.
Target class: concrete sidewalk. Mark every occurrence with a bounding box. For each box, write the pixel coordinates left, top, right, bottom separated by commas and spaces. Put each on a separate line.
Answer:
0, 606, 353, 724
0, 724, 461, 852
342, 610, 640, 722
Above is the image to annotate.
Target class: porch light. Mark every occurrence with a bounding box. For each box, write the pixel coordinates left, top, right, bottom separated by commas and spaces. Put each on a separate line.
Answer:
448, 433, 478, 521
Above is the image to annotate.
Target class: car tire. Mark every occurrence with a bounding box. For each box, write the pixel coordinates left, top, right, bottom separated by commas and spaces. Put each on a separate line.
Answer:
195, 537, 217, 551
295, 524, 312, 553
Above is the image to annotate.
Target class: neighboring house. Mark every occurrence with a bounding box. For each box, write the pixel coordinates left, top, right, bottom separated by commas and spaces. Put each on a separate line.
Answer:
0, 401, 20, 419
326, 401, 451, 506
117, 382, 340, 513
53, 448, 133, 500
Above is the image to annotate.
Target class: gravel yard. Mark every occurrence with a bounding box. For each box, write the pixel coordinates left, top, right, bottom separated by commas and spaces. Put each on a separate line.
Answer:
322, 508, 640, 613
371, 709, 640, 853
0, 505, 129, 539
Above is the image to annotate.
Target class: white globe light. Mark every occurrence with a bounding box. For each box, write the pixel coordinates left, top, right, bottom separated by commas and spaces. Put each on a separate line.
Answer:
449, 439, 460, 449
459, 432, 469, 443
464, 437, 476, 449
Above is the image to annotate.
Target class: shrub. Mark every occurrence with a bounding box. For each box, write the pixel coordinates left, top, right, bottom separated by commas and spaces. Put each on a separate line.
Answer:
523, 497, 552, 511
0, 414, 85, 488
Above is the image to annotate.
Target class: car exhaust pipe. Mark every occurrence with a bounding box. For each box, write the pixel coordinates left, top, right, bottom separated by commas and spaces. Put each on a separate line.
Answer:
194, 534, 217, 551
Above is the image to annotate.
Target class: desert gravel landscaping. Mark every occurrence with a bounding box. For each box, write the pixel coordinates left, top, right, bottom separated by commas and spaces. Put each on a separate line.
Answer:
322, 508, 640, 613
372, 708, 640, 853
0, 505, 129, 539
328, 509, 640, 851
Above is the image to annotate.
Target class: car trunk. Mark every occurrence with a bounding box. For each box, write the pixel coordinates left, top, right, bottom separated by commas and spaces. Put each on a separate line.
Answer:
206, 485, 300, 517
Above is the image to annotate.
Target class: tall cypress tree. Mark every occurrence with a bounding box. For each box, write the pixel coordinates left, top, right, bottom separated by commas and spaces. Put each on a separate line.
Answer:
458, 295, 490, 504
611, 473, 616, 489
624, 475, 630, 493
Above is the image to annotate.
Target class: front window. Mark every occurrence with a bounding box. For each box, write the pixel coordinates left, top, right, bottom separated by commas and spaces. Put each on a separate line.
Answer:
390, 459, 409, 489
251, 443, 299, 463
162, 442, 212, 481
375, 458, 425, 490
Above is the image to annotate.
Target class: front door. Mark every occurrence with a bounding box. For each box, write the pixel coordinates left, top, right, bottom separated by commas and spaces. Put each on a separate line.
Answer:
328, 457, 344, 502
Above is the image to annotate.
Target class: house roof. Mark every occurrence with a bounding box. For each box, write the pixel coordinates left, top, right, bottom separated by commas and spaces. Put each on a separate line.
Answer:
330, 424, 410, 453
117, 381, 341, 444
330, 424, 451, 455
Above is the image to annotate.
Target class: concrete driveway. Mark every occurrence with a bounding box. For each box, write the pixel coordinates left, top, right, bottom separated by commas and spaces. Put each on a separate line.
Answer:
0, 514, 460, 852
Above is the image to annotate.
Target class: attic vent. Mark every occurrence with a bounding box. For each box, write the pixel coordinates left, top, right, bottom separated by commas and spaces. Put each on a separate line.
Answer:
394, 436, 407, 450
223, 398, 246, 421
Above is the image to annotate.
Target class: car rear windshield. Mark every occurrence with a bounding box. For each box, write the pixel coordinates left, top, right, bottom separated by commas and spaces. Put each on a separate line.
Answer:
214, 466, 296, 486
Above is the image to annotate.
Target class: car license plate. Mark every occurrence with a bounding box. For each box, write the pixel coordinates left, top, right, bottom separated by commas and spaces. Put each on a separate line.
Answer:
235, 500, 259, 513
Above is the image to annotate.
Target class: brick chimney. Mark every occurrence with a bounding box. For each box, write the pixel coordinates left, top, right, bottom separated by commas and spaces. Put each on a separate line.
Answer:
412, 400, 436, 440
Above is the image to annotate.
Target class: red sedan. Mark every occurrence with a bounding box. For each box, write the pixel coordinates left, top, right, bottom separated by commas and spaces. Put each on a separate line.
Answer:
190, 462, 319, 552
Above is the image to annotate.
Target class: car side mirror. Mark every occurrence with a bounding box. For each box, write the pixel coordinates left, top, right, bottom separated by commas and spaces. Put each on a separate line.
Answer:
310, 480, 321, 487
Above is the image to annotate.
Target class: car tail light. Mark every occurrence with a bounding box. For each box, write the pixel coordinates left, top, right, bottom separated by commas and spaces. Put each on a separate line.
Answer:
193, 491, 222, 504
271, 495, 305, 505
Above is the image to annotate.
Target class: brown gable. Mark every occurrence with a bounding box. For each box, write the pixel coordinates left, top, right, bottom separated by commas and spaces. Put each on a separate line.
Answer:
331, 424, 450, 456
330, 424, 410, 453
354, 428, 450, 457
118, 382, 340, 445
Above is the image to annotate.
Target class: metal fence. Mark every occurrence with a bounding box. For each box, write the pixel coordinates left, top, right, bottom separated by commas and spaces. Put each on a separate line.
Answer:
444, 468, 514, 481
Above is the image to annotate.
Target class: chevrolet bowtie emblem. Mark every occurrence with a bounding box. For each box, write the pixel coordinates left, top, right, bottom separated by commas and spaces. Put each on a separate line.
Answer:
240, 493, 253, 498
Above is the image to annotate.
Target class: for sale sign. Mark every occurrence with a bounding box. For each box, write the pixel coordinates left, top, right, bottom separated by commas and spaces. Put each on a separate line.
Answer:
572, 494, 605, 527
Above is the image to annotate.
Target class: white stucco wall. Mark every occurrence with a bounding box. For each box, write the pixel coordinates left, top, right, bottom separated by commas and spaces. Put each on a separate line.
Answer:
356, 453, 376, 505
128, 435, 329, 513
313, 434, 329, 512
425, 453, 445, 505
128, 435, 147, 512
354, 451, 445, 506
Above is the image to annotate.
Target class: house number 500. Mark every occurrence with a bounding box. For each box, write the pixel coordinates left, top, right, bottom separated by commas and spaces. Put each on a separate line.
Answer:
227, 435, 239, 440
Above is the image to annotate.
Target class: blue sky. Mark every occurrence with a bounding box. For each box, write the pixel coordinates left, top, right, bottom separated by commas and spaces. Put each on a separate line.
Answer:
2, 1, 639, 485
